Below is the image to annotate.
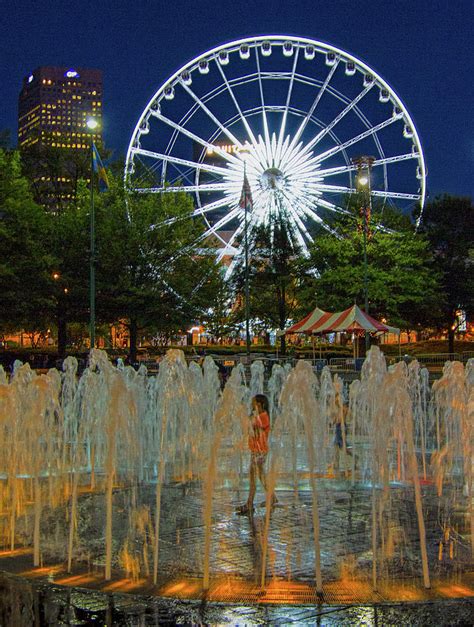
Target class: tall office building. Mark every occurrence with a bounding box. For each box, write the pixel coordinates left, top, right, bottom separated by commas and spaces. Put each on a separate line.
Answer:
18, 66, 103, 208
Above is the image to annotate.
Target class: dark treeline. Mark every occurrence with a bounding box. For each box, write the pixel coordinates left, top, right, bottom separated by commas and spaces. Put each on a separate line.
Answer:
0, 146, 472, 357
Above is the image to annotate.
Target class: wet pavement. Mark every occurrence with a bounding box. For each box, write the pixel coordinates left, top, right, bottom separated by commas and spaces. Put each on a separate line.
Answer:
0, 471, 473, 625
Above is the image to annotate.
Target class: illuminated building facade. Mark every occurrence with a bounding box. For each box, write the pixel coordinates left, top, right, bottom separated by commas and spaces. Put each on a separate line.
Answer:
18, 66, 103, 208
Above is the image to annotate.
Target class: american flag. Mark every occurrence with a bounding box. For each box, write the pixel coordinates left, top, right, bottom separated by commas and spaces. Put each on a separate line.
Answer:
239, 173, 253, 213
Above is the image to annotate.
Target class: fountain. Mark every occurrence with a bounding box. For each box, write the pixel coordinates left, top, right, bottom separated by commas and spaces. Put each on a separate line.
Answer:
0, 347, 472, 621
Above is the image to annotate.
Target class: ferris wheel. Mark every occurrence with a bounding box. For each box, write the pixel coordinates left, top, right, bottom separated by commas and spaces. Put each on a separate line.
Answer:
125, 35, 426, 277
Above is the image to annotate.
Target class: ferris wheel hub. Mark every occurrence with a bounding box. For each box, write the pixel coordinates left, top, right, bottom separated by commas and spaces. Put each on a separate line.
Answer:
260, 167, 285, 192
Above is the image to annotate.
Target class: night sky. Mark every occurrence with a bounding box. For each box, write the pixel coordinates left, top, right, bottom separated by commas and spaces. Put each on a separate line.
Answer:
1, 0, 472, 198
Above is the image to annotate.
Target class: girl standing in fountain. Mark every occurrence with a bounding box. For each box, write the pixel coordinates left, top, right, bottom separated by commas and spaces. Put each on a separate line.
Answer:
236, 394, 276, 515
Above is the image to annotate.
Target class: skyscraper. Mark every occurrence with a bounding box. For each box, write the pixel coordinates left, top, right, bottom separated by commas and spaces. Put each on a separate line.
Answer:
18, 66, 103, 208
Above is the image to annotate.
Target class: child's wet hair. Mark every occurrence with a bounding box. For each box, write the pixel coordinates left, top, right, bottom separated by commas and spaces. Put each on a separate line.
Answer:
253, 394, 269, 412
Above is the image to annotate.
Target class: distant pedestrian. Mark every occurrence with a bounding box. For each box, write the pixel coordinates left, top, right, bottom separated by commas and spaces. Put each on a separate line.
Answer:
332, 390, 352, 476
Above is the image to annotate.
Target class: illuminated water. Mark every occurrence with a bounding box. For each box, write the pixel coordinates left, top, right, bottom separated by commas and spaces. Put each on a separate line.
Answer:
0, 347, 471, 601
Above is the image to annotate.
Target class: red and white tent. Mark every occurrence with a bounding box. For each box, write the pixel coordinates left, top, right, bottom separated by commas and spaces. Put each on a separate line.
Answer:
284, 304, 400, 359
285, 304, 399, 336
284, 307, 331, 334
316, 304, 399, 335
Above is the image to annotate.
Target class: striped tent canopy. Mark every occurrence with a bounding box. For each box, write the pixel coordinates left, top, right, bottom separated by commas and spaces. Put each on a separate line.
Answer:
284, 307, 332, 334
285, 304, 400, 335
315, 304, 400, 335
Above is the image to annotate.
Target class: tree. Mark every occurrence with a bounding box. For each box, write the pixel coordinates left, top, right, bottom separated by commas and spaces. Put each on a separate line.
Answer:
300, 202, 443, 333
0, 149, 55, 338
20, 144, 92, 211
93, 176, 225, 362
202, 279, 237, 342
416, 195, 474, 353
232, 211, 307, 353
44, 180, 91, 355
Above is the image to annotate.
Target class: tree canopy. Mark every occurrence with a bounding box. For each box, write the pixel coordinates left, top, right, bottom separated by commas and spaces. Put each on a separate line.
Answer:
299, 199, 443, 331
231, 211, 307, 351
1, 146, 471, 356
91, 174, 225, 360
0, 149, 226, 358
0, 149, 54, 335
416, 195, 474, 351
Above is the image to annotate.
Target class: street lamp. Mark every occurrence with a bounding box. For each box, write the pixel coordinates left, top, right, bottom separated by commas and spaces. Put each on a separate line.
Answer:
353, 156, 374, 353
86, 117, 99, 349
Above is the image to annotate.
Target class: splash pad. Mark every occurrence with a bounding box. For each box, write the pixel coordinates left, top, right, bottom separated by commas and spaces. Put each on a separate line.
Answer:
0, 348, 472, 619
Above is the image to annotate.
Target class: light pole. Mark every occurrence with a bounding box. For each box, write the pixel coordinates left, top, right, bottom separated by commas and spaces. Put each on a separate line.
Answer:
86, 117, 99, 349
353, 156, 374, 353
244, 164, 251, 361
239, 146, 252, 362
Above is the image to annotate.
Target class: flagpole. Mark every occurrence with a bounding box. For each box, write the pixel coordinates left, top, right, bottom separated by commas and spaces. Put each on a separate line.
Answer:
87, 117, 99, 350
244, 162, 251, 362
89, 138, 95, 350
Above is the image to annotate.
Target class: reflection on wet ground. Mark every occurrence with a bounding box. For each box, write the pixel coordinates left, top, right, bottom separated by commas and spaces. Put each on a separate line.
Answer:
0, 477, 472, 625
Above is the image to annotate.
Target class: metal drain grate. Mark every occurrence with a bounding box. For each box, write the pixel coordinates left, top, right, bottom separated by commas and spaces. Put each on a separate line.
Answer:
203, 580, 388, 606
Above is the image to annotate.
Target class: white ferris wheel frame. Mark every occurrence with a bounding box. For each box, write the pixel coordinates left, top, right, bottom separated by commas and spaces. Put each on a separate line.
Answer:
125, 35, 426, 267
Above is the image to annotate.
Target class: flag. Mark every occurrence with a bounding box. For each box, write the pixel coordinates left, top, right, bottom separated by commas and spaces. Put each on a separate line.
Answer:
92, 142, 109, 191
239, 173, 253, 212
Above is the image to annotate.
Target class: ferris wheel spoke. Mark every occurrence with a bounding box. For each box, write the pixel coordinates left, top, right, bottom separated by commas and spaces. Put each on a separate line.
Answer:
287, 193, 324, 228
308, 196, 352, 216
193, 196, 237, 218
152, 110, 242, 166
217, 232, 240, 262
255, 48, 272, 164
202, 206, 242, 236
315, 114, 403, 164
311, 184, 355, 194
137, 182, 233, 194
280, 192, 314, 245
151, 196, 233, 229
296, 199, 341, 237
309, 183, 421, 201
371, 190, 421, 200
317, 150, 421, 189
277, 47, 300, 160
180, 81, 243, 148
373, 153, 420, 166
168, 166, 198, 186
305, 84, 374, 153
216, 219, 247, 264
215, 62, 259, 148
286, 61, 340, 156
224, 252, 242, 280
129, 158, 161, 191
221, 202, 268, 277
287, 214, 312, 253
132, 147, 229, 177
314, 152, 419, 181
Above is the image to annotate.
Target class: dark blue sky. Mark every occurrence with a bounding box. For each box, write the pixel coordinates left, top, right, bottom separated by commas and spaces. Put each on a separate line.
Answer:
2, 0, 472, 198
